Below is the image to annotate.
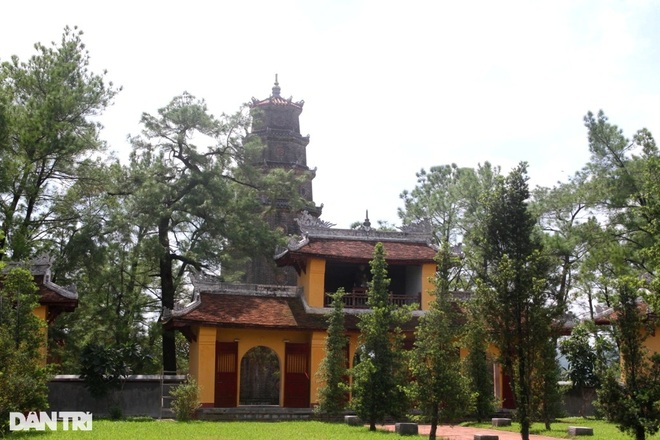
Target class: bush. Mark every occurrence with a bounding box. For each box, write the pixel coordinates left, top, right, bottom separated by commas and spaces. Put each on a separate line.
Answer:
170, 376, 201, 421
0, 267, 51, 435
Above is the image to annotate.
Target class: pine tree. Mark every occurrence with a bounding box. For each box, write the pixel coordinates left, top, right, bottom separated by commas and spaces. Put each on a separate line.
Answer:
596, 277, 660, 440
0, 26, 119, 260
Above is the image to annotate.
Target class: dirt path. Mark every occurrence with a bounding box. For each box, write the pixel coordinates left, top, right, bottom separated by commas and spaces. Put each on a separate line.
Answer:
379, 424, 560, 440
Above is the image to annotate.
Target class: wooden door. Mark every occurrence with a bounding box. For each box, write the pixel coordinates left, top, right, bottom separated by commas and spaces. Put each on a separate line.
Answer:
283, 343, 310, 408
215, 342, 238, 407
502, 371, 516, 409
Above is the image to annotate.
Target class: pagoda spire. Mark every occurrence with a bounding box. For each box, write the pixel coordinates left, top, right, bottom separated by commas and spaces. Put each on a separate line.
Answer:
272, 73, 281, 97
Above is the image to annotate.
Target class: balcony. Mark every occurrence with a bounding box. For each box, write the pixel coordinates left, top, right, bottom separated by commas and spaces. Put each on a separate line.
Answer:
324, 288, 421, 309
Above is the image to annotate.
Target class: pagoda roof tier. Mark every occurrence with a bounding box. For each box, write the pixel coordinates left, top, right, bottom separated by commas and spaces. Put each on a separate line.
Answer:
250, 76, 304, 110
275, 211, 438, 265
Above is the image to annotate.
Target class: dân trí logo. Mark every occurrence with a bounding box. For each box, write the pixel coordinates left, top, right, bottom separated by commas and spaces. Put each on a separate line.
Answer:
9, 411, 93, 431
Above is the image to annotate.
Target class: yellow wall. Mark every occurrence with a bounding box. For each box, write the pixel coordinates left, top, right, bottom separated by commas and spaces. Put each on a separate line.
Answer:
191, 325, 510, 409
420, 262, 436, 311
190, 326, 369, 408
643, 324, 660, 354
32, 305, 48, 365
299, 257, 326, 308
189, 326, 217, 406
310, 331, 326, 406
189, 327, 318, 406
188, 328, 200, 384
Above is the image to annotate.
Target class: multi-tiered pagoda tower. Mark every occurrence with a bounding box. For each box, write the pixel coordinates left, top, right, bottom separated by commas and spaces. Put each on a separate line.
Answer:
244, 77, 322, 285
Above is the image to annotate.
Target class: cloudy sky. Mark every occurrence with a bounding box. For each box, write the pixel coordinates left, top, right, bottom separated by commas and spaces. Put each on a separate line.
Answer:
2, 1, 659, 228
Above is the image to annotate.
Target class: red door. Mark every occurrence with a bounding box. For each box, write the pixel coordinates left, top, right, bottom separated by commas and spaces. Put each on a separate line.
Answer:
502, 371, 516, 409
283, 343, 310, 408
215, 342, 238, 407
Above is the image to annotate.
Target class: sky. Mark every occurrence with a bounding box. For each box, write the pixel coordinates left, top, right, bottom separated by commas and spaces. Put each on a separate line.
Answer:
2, 0, 660, 228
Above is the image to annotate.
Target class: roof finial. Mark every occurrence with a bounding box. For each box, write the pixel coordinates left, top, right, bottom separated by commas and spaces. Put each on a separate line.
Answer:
363, 210, 371, 229
272, 73, 281, 97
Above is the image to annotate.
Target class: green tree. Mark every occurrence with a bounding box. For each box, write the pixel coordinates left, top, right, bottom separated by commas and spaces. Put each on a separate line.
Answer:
42, 160, 161, 373
0, 263, 50, 434
532, 338, 563, 430
399, 163, 500, 290
316, 288, 349, 416
399, 164, 472, 245
408, 243, 472, 440
639, 144, 660, 314
351, 243, 411, 431
399, 163, 500, 246
472, 163, 560, 440
559, 321, 598, 416
0, 26, 119, 260
463, 304, 495, 422
559, 320, 618, 418
581, 111, 659, 282
596, 277, 660, 440
570, 112, 660, 438
125, 93, 303, 372
532, 174, 596, 314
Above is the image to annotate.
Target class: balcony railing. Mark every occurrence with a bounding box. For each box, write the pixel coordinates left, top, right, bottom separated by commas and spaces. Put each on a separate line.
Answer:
324, 289, 421, 309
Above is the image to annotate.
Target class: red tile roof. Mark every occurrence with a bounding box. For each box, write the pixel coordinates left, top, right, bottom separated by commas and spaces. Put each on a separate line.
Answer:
165, 292, 421, 333
170, 293, 328, 330
278, 239, 437, 265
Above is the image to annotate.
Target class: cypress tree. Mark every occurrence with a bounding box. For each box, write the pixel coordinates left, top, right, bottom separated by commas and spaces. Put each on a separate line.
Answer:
351, 243, 410, 431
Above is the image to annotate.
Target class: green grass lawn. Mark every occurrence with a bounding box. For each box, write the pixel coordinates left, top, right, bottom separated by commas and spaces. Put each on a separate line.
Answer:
8, 418, 660, 440
462, 417, 660, 440
7, 419, 409, 440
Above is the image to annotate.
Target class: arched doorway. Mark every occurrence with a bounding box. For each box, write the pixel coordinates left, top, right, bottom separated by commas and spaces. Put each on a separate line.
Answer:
239, 346, 280, 405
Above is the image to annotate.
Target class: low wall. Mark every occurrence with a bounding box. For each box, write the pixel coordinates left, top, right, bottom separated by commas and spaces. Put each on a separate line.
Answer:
47, 375, 185, 419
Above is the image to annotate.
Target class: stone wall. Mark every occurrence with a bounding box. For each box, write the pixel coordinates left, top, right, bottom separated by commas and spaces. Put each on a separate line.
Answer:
47, 375, 185, 419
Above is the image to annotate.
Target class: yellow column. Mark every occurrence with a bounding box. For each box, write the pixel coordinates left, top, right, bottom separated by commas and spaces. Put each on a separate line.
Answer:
32, 305, 48, 365
310, 331, 326, 406
420, 263, 436, 311
307, 258, 326, 308
191, 326, 216, 406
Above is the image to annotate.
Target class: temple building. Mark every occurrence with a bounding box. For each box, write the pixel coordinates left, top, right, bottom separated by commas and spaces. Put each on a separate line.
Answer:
164, 81, 516, 411
3, 255, 78, 364
165, 213, 437, 408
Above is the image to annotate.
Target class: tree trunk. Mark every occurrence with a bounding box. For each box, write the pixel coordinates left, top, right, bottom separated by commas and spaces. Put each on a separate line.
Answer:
521, 418, 530, 440
516, 299, 530, 440
429, 407, 438, 440
159, 216, 177, 373
162, 328, 177, 373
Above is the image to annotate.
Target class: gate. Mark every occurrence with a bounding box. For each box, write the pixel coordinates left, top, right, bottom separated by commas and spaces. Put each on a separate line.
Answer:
283, 343, 310, 408
215, 342, 238, 407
